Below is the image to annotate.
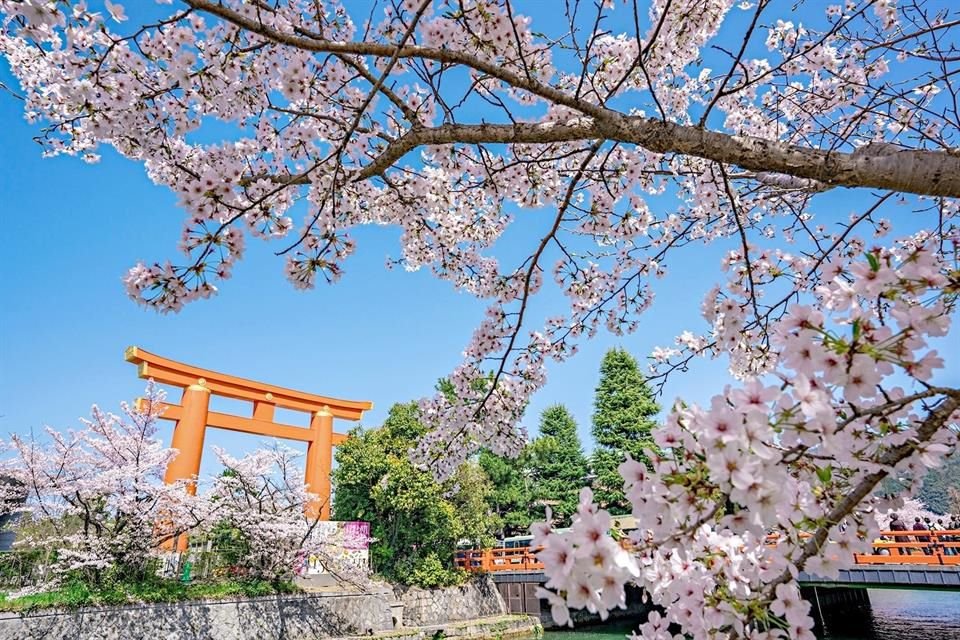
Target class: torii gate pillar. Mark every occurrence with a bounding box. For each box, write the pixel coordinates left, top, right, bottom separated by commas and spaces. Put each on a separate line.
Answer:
305, 407, 334, 520
163, 384, 211, 495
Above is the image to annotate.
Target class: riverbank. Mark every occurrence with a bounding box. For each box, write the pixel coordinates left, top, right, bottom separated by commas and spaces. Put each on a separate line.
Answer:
0, 603, 540, 640
0, 576, 543, 640
348, 615, 541, 640
535, 589, 960, 640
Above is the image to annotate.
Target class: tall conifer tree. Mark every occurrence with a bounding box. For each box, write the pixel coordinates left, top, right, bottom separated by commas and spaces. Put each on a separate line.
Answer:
478, 449, 535, 538
529, 404, 588, 525
591, 348, 660, 514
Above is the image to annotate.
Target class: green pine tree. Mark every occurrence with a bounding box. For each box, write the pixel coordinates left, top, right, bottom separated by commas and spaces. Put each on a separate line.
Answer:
916, 451, 960, 514
877, 450, 960, 515
441, 375, 538, 538
528, 405, 589, 526
478, 449, 535, 538
590, 348, 660, 514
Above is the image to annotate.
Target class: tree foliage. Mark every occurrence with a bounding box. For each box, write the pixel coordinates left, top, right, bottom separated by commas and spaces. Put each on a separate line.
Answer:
528, 405, 588, 525
478, 449, 533, 539
332, 402, 495, 587
0, 387, 348, 589
0, 388, 192, 585
591, 348, 659, 514
917, 452, 960, 515
950, 488, 960, 516
877, 450, 960, 515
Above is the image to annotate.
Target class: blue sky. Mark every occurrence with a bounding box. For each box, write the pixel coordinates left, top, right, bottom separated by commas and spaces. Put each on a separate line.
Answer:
0, 85, 727, 474
1, 1, 955, 478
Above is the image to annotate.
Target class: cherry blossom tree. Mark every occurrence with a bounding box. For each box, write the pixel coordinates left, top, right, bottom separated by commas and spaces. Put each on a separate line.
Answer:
3, 1, 959, 638
0, 385, 205, 584
0, 388, 358, 589
208, 446, 368, 583
533, 243, 958, 638
875, 496, 939, 529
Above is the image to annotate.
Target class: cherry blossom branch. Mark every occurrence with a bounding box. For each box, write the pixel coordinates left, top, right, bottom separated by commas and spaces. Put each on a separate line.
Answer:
184, 0, 960, 197
352, 119, 960, 196
769, 390, 960, 591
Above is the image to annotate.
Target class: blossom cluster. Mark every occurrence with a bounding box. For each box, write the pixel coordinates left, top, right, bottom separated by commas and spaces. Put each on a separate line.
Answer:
534, 241, 959, 639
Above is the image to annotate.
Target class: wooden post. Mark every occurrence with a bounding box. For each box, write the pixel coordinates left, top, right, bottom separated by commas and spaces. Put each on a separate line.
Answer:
305, 406, 334, 520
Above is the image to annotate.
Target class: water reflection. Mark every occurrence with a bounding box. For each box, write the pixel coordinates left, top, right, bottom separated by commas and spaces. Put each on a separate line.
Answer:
821, 589, 960, 640
542, 620, 638, 640
540, 590, 960, 640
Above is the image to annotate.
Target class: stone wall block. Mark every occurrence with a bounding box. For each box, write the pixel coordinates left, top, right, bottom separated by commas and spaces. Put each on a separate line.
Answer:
278, 593, 393, 638
235, 599, 284, 640
77, 601, 249, 640
0, 610, 82, 640
1, 577, 509, 639
396, 576, 507, 627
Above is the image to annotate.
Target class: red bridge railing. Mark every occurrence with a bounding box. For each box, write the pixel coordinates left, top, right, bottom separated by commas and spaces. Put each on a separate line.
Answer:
855, 529, 960, 565
456, 547, 544, 573
456, 530, 960, 573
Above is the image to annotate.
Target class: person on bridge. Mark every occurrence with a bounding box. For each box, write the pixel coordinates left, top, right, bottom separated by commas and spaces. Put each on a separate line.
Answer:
872, 535, 891, 556
929, 517, 946, 555
889, 514, 910, 555
944, 518, 958, 556
913, 517, 932, 555
930, 518, 953, 556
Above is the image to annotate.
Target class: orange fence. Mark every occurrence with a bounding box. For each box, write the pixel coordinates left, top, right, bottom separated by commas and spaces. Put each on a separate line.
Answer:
854, 529, 960, 565
456, 547, 544, 572
456, 530, 960, 573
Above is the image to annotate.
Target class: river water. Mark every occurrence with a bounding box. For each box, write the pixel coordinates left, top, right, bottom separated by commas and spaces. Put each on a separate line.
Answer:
541, 590, 960, 640
818, 589, 960, 640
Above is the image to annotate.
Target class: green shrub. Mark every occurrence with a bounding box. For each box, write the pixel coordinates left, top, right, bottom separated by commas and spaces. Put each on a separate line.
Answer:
405, 553, 466, 589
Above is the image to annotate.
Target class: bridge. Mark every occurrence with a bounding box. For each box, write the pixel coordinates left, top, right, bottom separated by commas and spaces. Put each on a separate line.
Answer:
456, 530, 960, 623
457, 529, 960, 575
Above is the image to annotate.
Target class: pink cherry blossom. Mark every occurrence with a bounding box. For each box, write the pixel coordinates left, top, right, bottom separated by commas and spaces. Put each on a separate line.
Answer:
0, 385, 359, 587
2, 2, 959, 637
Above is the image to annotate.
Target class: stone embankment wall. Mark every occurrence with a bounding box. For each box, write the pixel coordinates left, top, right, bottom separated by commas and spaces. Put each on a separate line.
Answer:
0, 576, 526, 640
0, 591, 393, 640
396, 575, 506, 626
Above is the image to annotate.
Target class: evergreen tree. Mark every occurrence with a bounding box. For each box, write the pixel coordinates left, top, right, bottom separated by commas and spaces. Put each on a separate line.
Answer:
443, 375, 538, 538
332, 402, 496, 587
590, 348, 660, 514
528, 405, 589, 526
479, 449, 534, 538
877, 450, 960, 515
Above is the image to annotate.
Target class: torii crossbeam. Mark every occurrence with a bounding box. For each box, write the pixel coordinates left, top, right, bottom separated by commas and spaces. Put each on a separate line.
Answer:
125, 346, 372, 526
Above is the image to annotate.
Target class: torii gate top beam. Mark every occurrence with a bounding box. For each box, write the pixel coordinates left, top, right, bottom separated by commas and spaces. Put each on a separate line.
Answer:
125, 346, 372, 420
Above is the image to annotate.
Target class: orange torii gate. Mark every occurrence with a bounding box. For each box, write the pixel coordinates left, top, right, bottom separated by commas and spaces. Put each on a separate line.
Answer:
125, 346, 372, 522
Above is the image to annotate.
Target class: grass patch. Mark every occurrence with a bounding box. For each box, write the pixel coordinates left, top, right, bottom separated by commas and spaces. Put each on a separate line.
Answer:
0, 576, 300, 612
